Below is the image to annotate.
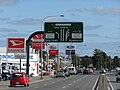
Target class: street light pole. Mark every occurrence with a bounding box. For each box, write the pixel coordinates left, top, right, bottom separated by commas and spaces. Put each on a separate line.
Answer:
40, 15, 64, 79
41, 15, 64, 31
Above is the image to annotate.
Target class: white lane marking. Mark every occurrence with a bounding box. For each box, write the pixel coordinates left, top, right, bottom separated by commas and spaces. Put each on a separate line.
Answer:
34, 87, 38, 88
52, 82, 55, 83
106, 75, 114, 90
62, 86, 66, 88
92, 75, 100, 90
60, 75, 88, 89
30, 78, 52, 84
44, 83, 48, 86
107, 86, 110, 90
58, 79, 61, 81
74, 81, 76, 83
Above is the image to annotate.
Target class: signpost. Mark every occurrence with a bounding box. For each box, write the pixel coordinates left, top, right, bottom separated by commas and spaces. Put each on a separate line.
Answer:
66, 45, 75, 55
7, 38, 25, 71
32, 33, 45, 49
7, 38, 25, 53
48, 44, 58, 55
44, 22, 83, 42
14, 53, 26, 59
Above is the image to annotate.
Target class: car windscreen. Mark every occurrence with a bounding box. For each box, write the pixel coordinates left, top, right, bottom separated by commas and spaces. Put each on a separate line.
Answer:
12, 73, 23, 78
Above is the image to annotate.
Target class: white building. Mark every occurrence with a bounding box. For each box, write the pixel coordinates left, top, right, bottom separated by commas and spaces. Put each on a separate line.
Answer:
0, 47, 39, 76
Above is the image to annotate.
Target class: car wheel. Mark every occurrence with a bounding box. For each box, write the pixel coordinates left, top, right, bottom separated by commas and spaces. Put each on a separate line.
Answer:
3, 77, 6, 81
116, 79, 118, 82
27, 84, 29, 86
24, 84, 27, 87
13, 85, 15, 87
9, 84, 12, 87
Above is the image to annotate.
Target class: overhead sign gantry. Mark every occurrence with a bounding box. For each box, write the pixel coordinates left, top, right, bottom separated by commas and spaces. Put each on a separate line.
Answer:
44, 22, 83, 42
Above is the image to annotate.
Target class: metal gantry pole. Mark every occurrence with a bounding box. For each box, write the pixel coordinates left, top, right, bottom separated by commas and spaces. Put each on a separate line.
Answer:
57, 43, 60, 71
40, 34, 43, 79
0, 55, 2, 75
40, 15, 64, 73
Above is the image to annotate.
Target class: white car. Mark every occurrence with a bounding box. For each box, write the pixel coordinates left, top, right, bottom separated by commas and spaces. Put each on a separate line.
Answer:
69, 67, 77, 75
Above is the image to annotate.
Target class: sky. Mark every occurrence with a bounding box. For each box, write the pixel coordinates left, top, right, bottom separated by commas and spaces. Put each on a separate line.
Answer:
0, 0, 120, 57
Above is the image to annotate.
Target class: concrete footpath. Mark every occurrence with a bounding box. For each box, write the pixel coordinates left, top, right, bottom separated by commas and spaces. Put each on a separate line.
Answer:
0, 75, 52, 89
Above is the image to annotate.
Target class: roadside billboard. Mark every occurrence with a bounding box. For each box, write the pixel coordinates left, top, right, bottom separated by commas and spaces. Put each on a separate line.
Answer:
0, 53, 38, 62
7, 38, 25, 53
66, 45, 75, 55
31, 33, 45, 49
48, 44, 58, 55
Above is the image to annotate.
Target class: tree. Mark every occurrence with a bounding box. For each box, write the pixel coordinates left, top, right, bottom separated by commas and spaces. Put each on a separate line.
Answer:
92, 49, 109, 69
81, 55, 91, 68
113, 56, 120, 68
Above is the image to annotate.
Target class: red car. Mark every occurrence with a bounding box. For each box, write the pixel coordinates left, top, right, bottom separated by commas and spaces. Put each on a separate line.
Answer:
10, 72, 29, 87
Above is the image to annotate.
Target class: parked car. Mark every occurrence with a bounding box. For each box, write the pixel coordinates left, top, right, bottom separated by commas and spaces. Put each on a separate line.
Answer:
10, 72, 29, 87
1, 70, 12, 81
116, 72, 120, 82
55, 71, 65, 78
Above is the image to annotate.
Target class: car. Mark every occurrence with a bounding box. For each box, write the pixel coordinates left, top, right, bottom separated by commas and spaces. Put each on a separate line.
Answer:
63, 68, 70, 77
1, 70, 12, 81
69, 67, 77, 75
55, 71, 65, 78
10, 72, 29, 87
89, 68, 94, 74
116, 72, 120, 82
100, 68, 106, 73
39, 70, 50, 76
0, 74, 2, 81
83, 68, 90, 74
65, 71, 70, 77
115, 67, 120, 71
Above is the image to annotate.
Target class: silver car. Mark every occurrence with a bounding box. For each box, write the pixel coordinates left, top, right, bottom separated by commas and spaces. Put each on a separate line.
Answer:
116, 72, 120, 82
55, 71, 65, 78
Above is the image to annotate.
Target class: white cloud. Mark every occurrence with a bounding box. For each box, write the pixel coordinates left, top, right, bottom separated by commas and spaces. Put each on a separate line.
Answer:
9, 18, 42, 25
85, 25, 103, 30
0, 17, 11, 21
67, 7, 120, 16
0, 28, 18, 32
8, 17, 67, 26
93, 7, 120, 16
85, 34, 101, 37
0, 0, 17, 6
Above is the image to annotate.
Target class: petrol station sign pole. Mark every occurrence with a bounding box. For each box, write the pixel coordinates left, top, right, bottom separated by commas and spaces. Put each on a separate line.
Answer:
26, 31, 44, 76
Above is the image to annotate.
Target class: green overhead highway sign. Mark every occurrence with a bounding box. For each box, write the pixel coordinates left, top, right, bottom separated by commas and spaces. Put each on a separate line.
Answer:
44, 22, 83, 42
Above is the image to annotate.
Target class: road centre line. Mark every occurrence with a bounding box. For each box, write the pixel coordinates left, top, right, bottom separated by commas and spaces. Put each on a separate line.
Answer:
106, 75, 114, 90
61, 75, 89, 89
92, 75, 100, 90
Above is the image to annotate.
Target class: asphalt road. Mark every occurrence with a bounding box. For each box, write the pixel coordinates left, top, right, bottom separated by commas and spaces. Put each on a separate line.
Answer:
4, 73, 98, 90
106, 72, 120, 90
